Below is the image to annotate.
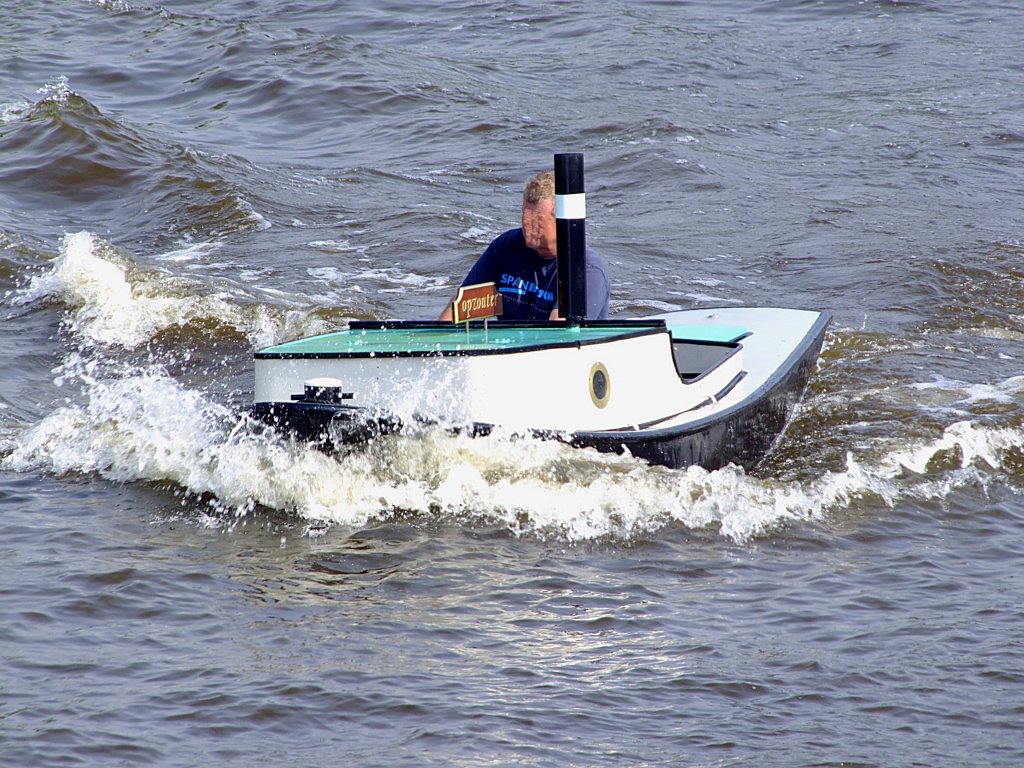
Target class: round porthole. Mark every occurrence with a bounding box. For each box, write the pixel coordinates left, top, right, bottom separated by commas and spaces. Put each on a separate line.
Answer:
589, 362, 611, 408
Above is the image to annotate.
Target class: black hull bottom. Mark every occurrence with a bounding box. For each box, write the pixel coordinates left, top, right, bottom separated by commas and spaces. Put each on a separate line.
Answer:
250, 318, 828, 472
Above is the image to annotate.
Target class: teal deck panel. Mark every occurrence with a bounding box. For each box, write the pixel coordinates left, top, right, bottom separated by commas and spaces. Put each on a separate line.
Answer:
668, 324, 748, 344
258, 323, 659, 358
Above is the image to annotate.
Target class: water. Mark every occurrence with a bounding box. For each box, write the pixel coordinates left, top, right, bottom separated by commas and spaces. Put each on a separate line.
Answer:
2, 1, 1024, 765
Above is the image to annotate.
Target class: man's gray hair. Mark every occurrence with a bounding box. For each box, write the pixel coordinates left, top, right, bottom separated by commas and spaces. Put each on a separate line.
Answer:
523, 170, 555, 204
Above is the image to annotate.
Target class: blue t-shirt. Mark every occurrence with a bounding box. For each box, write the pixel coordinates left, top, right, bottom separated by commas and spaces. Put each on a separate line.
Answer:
460, 228, 610, 321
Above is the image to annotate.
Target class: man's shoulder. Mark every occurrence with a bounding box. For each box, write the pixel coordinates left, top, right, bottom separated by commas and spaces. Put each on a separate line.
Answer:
481, 227, 531, 267
488, 227, 526, 251
585, 245, 609, 274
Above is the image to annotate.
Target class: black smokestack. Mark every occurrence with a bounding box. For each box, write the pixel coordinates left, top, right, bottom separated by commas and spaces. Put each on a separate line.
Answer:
554, 152, 587, 323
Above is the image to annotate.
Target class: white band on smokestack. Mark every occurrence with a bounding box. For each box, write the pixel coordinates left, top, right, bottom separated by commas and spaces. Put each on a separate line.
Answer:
555, 192, 586, 220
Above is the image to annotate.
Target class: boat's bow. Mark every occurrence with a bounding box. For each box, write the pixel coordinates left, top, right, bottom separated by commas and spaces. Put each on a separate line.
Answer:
571, 306, 831, 469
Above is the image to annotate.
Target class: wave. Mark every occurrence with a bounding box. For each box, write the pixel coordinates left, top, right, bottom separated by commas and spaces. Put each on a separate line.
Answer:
743, 0, 941, 20
0, 77, 271, 249
0, 230, 45, 289
13, 230, 328, 350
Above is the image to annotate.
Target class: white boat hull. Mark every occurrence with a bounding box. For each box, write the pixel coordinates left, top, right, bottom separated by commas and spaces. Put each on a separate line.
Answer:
250, 306, 830, 470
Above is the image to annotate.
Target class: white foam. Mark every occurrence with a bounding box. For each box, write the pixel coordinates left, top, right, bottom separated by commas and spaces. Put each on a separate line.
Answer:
0, 101, 30, 124
90, 0, 134, 10
307, 240, 359, 253
16, 231, 319, 350
912, 376, 1024, 406
0, 323, 823, 543
308, 265, 449, 290
35, 75, 74, 106
19, 231, 165, 347
237, 197, 271, 231
635, 299, 683, 313
155, 241, 223, 263
5, 342, 1023, 542
459, 226, 491, 241
885, 419, 1023, 476
5, 377, 833, 542
1, 356, 372, 521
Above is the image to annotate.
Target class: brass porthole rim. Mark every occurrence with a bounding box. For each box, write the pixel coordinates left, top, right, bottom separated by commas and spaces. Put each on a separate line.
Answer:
589, 362, 611, 409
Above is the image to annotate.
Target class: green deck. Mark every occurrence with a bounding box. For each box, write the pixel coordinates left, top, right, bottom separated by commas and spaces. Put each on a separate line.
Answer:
256, 323, 659, 358
255, 320, 750, 360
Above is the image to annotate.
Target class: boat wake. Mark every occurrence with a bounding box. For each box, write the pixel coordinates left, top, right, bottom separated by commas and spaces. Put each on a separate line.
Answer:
3, 231, 1023, 543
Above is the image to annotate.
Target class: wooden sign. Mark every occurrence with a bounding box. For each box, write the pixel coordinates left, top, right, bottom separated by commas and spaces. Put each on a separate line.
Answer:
452, 282, 503, 324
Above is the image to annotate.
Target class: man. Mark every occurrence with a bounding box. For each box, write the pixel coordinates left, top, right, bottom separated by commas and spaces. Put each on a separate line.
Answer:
439, 170, 610, 321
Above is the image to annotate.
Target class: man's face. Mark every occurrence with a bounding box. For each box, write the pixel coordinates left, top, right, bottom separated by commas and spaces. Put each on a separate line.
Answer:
522, 197, 557, 259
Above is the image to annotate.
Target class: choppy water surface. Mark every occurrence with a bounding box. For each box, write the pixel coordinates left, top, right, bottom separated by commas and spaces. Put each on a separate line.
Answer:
2, 2, 1024, 766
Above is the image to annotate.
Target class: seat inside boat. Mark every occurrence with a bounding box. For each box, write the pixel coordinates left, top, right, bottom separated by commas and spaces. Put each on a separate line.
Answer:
667, 324, 747, 381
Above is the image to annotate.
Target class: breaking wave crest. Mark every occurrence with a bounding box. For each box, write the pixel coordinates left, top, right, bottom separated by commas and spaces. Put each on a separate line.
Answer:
16, 231, 324, 349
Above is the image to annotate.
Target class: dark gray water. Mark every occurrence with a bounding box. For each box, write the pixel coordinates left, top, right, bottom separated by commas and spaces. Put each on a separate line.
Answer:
2, 2, 1024, 766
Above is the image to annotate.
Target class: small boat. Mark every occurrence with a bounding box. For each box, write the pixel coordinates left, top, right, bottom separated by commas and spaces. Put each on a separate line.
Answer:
250, 154, 830, 471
